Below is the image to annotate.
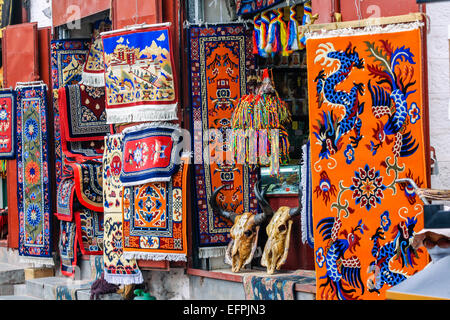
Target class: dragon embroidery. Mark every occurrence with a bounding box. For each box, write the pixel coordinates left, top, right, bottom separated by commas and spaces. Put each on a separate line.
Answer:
365, 40, 419, 158
316, 217, 368, 300
367, 211, 422, 294
313, 42, 365, 159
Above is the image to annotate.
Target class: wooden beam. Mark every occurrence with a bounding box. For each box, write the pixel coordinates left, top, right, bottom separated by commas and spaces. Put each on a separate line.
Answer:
299, 12, 424, 33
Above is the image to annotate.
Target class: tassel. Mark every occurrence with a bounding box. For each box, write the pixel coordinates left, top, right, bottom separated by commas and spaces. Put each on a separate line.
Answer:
287, 5, 299, 52
253, 14, 261, 55
259, 11, 270, 57
264, 8, 288, 56
299, 1, 313, 49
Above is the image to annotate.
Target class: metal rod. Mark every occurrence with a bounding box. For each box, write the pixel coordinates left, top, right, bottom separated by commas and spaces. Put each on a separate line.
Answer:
395, 178, 430, 205
100, 22, 172, 37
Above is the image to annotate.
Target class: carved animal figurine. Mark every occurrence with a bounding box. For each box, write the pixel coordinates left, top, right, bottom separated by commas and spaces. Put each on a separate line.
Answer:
210, 181, 273, 273
260, 184, 301, 274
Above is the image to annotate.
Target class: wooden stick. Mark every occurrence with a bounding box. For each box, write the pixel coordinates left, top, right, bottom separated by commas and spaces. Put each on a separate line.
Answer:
298, 12, 424, 33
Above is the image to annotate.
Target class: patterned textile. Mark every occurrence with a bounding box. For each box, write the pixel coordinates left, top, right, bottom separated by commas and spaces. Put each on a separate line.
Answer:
59, 84, 109, 142
69, 161, 103, 212
56, 177, 76, 221
306, 25, 429, 300
120, 123, 183, 186
74, 208, 104, 255
0, 0, 12, 29
242, 272, 315, 300
103, 134, 124, 212
0, 90, 16, 158
188, 24, 258, 258
101, 24, 178, 124
103, 212, 143, 284
236, 0, 283, 15
81, 19, 111, 87
50, 39, 90, 188
300, 141, 314, 248
59, 220, 78, 278
122, 157, 188, 261
17, 84, 53, 264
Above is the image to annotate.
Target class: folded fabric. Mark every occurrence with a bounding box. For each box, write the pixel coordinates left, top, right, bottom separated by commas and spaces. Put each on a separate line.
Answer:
74, 208, 104, 255
0, 90, 16, 159
122, 156, 188, 261
69, 161, 104, 212
103, 212, 143, 285
81, 19, 111, 87
59, 220, 78, 278
101, 23, 178, 124
120, 122, 183, 186
242, 271, 316, 300
56, 177, 76, 221
59, 84, 109, 142
103, 133, 124, 212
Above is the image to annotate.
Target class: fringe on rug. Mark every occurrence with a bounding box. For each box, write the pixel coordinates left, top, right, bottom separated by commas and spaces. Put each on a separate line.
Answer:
106, 104, 178, 124
80, 72, 105, 87
305, 21, 423, 40
19, 256, 55, 267
122, 251, 187, 262
198, 246, 227, 259
104, 270, 144, 285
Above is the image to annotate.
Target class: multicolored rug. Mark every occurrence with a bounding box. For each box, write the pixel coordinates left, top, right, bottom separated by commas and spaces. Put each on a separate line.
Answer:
101, 24, 178, 124
306, 24, 429, 300
122, 157, 188, 261
81, 19, 111, 87
68, 161, 104, 212
188, 24, 258, 258
242, 272, 315, 300
50, 39, 90, 189
59, 84, 109, 142
0, 90, 16, 158
74, 208, 104, 255
59, 220, 78, 278
56, 177, 76, 221
103, 134, 124, 212
16, 84, 53, 264
103, 212, 143, 284
120, 123, 183, 186
236, 0, 283, 15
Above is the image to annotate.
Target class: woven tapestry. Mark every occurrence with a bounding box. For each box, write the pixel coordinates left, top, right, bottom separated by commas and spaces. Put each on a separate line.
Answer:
243, 271, 316, 300
81, 19, 111, 87
50, 39, 90, 189
306, 25, 429, 300
59, 220, 78, 278
56, 177, 76, 221
103, 134, 124, 213
120, 123, 183, 186
59, 84, 109, 142
74, 208, 104, 255
68, 161, 103, 212
188, 24, 258, 258
103, 212, 143, 285
122, 157, 188, 261
236, 0, 283, 15
101, 24, 178, 124
0, 90, 16, 159
17, 84, 53, 264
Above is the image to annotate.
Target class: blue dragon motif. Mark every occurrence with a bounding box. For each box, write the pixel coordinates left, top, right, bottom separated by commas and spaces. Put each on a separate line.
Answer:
313, 42, 365, 159
365, 40, 419, 158
316, 217, 368, 300
367, 211, 422, 294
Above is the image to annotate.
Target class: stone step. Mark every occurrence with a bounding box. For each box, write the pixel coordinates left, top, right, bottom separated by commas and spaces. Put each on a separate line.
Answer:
13, 284, 27, 296
77, 289, 123, 300
26, 276, 93, 300
0, 263, 25, 286
0, 295, 41, 300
